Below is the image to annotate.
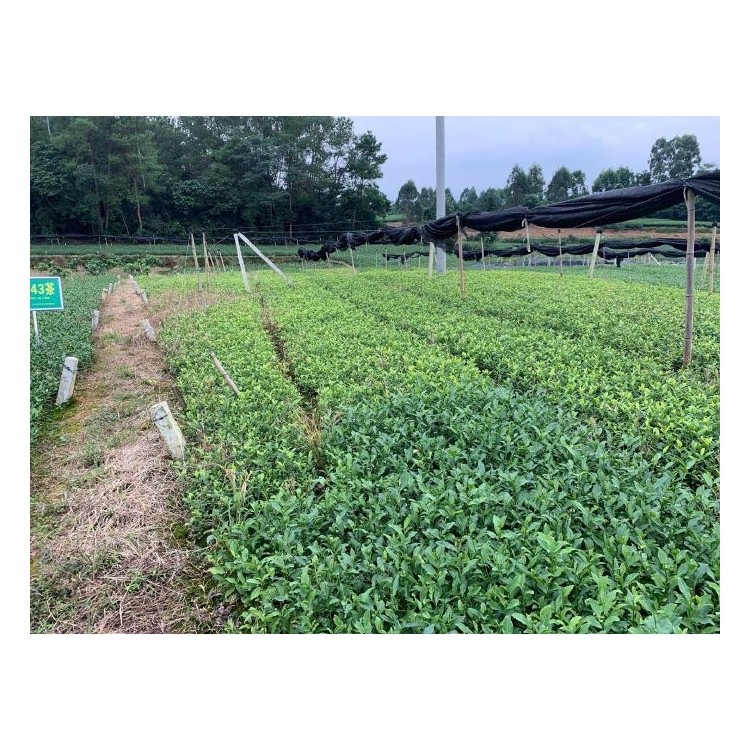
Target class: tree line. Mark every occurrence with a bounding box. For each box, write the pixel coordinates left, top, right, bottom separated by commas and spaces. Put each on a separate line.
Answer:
30, 116, 391, 238
394, 134, 718, 224
30, 120, 718, 240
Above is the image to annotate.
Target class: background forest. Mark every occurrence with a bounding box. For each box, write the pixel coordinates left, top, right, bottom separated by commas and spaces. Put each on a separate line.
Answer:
30, 117, 718, 240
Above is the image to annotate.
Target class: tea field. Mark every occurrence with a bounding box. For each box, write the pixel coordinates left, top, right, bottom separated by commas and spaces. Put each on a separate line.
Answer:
138, 266, 720, 633
30, 273, 115, 444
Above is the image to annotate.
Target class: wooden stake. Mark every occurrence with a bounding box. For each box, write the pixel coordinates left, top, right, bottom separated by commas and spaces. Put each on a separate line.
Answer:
523, 219, 531, 256
202, 233, 212, 286
589, 229, 602, 278
350, 247, 356, 273
708, 221, 717, 295
210, 351, 241, 396
682, 189, 696, 367
558, 229, 563, 276
428, 242, 435, 278
32, 311, 40, 346
457, 216, 465, 299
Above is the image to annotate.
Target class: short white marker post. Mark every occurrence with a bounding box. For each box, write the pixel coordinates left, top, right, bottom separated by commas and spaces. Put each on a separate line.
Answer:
55, 356, 79, 405
142, 320, 157, 341
91, 310, 100, 331
32, 311, 40, 346
150, 401, 185, 460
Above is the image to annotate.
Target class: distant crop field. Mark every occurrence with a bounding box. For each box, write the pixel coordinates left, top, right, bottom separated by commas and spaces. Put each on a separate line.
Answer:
134, 265, 719, 633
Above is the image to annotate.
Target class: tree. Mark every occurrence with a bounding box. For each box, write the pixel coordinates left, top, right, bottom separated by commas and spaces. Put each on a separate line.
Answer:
546, 166, 588, 202
395, 180, 420, 223
505, 163, 544, 207
526, 163, 545, 207
477, 187, 504, 212
29, 116, 391, 237
505, 164, 529, 207
648, 134, 702, 183
445, 188, 457, 215
458, 187, 479, 213
417, 186, 436, 222
592, 166, 637, 193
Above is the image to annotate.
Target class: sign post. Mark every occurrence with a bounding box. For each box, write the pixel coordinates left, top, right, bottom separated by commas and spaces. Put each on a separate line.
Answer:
30, 276, 64, 346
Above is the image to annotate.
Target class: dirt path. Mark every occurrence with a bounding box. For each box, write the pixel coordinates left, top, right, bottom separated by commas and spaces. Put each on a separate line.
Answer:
30, 278, 217, 633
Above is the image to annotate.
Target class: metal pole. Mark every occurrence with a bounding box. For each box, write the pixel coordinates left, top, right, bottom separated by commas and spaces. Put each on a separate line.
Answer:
435, 117, 447, 273
32, 311, 40, 346
682, 190, 696, 367
708, 221, 717, 295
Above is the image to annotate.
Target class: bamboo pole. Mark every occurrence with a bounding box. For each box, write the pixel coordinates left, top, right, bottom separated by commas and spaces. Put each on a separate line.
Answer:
682, 189, 696, 367
457, 216, 465, 299
203, 232, 218, 274
350, 247, 356, 273
708, 221, 717, 295
588, 229, 603, 278
699, 238, 710, 286
210, 351, 241, 396
202, 233, 211, 293
558, 229, 563, 276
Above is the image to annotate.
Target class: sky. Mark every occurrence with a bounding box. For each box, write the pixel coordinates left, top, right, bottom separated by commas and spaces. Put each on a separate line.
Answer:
348, 116, 720, 201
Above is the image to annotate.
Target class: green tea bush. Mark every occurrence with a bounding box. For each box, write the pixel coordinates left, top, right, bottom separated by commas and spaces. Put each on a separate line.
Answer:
146, 269, 719, 633
30, 274, 115, 443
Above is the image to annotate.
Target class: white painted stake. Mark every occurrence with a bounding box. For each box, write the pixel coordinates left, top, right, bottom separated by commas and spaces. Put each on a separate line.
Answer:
55, 356, 79, 405
588, 230, 603, 278
150, 401, 185, 460
233, 233, 251, 292
32, 311, 41, 346
428, 243, 435, 278
236, 233, 291, 284
142, 320, 157, 341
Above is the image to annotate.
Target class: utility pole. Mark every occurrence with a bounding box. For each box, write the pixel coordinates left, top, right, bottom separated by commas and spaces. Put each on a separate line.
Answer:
435, 116, 447, 273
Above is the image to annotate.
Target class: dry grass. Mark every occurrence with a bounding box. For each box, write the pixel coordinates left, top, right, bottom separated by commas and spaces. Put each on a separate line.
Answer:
30, 279, 220, 633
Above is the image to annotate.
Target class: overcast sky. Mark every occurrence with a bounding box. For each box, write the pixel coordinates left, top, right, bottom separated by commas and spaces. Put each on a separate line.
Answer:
348, 116, 720, 201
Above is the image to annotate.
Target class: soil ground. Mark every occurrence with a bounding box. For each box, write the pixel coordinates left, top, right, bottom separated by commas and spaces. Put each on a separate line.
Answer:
29, 278, 220, 633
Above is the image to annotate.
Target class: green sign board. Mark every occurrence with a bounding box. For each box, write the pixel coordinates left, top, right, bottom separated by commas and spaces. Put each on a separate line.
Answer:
30, 276, 64, 311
